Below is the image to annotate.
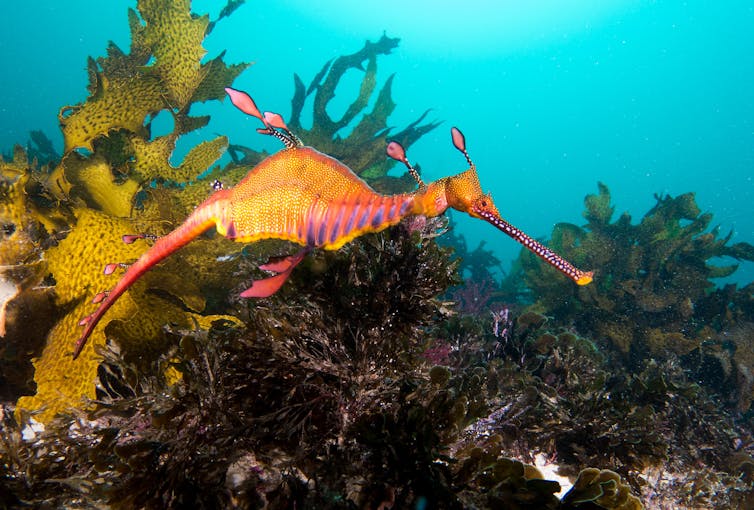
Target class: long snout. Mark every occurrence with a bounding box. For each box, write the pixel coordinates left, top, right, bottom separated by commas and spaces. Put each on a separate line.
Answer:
476, 208, 593, 285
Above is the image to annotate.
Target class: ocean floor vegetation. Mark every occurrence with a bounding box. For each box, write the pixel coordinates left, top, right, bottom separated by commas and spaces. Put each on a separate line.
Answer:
2, 1, 754, 508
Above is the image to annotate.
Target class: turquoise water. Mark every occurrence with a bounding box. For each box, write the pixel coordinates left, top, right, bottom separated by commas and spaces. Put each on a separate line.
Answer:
2, 1, 752, 283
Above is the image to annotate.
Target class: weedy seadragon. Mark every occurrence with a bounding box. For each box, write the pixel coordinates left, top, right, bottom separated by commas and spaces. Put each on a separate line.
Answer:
73, 87, 593, 359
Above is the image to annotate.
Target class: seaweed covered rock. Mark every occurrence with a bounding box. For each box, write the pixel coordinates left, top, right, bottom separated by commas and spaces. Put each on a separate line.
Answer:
438, 301, 754, 508
509, 183, 754, 412
0, 215, 649, 507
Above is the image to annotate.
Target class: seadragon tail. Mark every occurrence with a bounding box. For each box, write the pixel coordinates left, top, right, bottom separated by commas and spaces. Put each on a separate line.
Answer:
73, 193, 227, 359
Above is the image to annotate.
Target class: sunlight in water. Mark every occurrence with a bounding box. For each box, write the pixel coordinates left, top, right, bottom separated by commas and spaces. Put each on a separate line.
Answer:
287, 0, 638, 56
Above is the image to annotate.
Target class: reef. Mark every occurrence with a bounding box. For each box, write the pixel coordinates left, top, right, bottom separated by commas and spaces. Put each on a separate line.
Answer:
2, 1, 753, 508
475, 182, 754, 507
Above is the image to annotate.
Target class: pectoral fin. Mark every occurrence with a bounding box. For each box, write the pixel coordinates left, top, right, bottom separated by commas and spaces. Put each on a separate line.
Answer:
240, 248, 309, 298
240, 271, 294, 298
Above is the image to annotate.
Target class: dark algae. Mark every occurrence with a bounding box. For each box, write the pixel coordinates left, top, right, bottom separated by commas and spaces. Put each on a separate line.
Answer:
2, 1, 754, 509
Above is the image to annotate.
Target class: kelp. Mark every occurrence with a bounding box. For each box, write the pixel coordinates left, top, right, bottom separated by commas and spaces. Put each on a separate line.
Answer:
0, 146, 63, 400
57, 1, 242, 210
14, 208, 240, 420
7, 0, 248, 423
505, 183, 754, 412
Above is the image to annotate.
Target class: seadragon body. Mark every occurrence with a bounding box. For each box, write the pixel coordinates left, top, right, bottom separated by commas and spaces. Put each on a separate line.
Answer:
73, 87, 592, 359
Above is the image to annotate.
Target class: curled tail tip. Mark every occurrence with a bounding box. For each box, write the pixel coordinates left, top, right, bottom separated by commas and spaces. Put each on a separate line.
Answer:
72, 338, 85, 359
73, 314, 95, 359
576, 270, 594, 286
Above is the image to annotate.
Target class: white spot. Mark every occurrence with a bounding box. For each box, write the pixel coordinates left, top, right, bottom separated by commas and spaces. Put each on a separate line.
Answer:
0, 277, 20, 337
534, 453, 573, 498
21, 417, 45, 441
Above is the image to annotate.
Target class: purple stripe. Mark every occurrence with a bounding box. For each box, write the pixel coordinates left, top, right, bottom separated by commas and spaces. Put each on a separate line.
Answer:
306, 215, 317, 246
388, 201, 398, 220
330, 207, 344, 244
225, 221, 237, 239
371, 203, 385, 228
316, 208, 329, 246
297, 218, 305, 242
345, 202, 360, 234
357, 201, 373, 230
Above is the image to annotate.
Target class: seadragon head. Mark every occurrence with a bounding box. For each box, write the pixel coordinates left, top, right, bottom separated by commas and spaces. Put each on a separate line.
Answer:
388, 127, 593, 286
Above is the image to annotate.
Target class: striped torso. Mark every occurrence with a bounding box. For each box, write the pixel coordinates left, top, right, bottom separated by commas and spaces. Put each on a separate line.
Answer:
219, 147, 415, 250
